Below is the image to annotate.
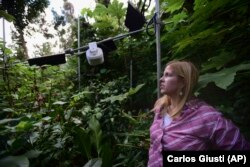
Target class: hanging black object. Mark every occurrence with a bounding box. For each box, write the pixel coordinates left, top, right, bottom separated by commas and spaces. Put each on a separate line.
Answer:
28, 53, 66, 66
125, 2, 146, 32
98, 40, 117, 54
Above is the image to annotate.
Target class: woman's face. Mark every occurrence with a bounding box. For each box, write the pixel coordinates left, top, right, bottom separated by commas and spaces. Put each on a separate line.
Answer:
160, 65, 184, 96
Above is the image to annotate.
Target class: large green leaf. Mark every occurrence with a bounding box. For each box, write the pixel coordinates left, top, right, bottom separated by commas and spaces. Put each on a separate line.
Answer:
101, 94, 127, 103
202, 50, 236, 71
174, 28, 216, 53
198, 63, 250, 90
194, 0, 208, 11
107, 0, 125, 19
81, 8, 93, 17
16, 121, 33, 131
74, 127, 92, 160
101, 83, 144, 103
121, 111, 137, 125
84, 158, 102, 167
24, 150, 42, 159
0, 118, 20, 125
2, 108, 14, 113
164, 0, 185, 14
101, 143, 112, 167
89, 117, 102, 156
128, 84, 145, 95
53, 101, 67, 105
165, 12, 188, 32
0, 155, 29, 167
0, 10, 15, 22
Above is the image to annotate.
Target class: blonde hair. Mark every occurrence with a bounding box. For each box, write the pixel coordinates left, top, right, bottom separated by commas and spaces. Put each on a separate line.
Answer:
153, 60, 199, 117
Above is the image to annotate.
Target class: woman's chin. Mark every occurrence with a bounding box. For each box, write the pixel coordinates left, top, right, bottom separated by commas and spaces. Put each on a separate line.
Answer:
160, 90, 166, 94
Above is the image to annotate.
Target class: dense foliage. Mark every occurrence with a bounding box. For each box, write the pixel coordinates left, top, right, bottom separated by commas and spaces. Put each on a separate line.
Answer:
0, 0, 250, 166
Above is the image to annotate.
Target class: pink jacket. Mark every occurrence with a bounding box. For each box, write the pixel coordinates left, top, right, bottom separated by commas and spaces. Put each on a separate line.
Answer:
148, 99, 250, 167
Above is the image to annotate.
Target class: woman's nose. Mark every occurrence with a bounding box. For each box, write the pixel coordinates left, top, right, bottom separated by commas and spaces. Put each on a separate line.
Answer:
160, 76, 163, 82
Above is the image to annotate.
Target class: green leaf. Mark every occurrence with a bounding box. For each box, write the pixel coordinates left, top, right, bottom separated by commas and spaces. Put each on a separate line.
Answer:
89, 117, 102, 156
0, 155, 29, 167
65, 109, 73, 121
101, 143, 112, 167
81, 8, 93, 17
194, 0, 208, 11
202, 51, 236, 71
84, 158, 102, 167
94, 4, 108, 16
54, 138, 64, 148
174, 28, 216, 53
53, 101, 67, 105
24, 150, 42, 159
165, 0, 185, 13
0, 10, 15, 22
74, 127, 92, 160
2, 108, 14, 113
198, 63, 250, 90
107, 0, 125, 19
122, 111, 137, 124
128, 84, 145, 95
42, 116, 52, 121
165, 12, 187, 32
0, 118, 20, 125
16, 121, 33, 131
101, 94, 127, 103
29, 132, 40, 145
71, 90, 94, 101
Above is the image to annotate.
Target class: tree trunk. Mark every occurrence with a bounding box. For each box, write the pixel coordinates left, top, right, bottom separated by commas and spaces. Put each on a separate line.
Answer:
17, 29, 29, 60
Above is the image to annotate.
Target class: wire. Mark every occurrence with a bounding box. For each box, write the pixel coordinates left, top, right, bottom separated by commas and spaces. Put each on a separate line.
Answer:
65, 26, 155, 55
146, 13, 157, 37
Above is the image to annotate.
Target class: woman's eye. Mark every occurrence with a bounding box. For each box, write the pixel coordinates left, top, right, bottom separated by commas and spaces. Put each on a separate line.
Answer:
165, 73, 171, 77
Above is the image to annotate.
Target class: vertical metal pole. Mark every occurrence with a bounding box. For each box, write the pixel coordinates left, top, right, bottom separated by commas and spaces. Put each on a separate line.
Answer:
2, 19, 5, 50
77, 16, 81, 91
155, 0, 161, 98
3, 18, 6, 62
2, 18, 7, 82
129, 59, 133, 107
130, 59, 133, 88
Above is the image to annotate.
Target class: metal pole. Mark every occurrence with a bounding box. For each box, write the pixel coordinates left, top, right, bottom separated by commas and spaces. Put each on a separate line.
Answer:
77, 16, 81, 91
155, 0, 161, 98
2, 18, 7, 82
72, 28, 147, 53
3, 19, 5, 49
130, 59, 133, 88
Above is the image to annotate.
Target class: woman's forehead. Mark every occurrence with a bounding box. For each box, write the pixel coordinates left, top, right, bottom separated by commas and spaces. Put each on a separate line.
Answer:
164, 65, 174, 72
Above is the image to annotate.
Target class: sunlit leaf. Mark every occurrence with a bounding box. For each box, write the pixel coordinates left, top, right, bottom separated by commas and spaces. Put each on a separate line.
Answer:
16, 121, 33, 131
128, 84, 145, 95
53, 101, 67, 105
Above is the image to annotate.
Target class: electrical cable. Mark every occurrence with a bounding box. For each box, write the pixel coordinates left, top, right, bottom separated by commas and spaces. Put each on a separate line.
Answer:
146, 13, 157, 37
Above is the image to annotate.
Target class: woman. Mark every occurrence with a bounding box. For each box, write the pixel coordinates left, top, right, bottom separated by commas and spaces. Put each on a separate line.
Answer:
147, 60, 250, 167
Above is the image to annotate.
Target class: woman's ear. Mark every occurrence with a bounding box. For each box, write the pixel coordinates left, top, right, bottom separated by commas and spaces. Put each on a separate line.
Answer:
179, 77, 185, 89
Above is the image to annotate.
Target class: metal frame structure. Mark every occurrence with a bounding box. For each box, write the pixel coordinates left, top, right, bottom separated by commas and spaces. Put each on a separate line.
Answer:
155, 0, 161, 98
27, 0, 162, 97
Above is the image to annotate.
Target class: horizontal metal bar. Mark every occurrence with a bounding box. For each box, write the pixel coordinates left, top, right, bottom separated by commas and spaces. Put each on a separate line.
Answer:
67, 27, 152, 54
